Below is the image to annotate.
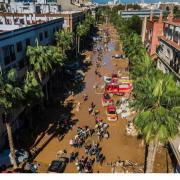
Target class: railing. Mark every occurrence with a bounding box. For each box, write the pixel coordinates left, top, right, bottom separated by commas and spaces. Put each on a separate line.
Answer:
169, 139, 180, 166
156, 50, 180, 80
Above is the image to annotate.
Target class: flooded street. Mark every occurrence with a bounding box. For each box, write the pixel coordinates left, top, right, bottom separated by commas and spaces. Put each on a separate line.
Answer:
33, 23, 173, 173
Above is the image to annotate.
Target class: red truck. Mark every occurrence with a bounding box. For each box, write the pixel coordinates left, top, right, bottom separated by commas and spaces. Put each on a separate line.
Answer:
105, 83, 133, 96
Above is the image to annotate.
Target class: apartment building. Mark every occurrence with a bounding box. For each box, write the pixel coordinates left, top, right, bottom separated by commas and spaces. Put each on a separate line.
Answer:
0, 15, 64, 149
156, 13, 180, 83
143, 13, 164, 56
157, 21, 180, 172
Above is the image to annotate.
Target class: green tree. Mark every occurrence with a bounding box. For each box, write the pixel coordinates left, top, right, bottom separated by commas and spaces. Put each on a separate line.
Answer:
76, 22, 88, 53
26, 40, 52, 83
134, 74, 180, 173
23, 71, 44, 129
55, 29, 73, 55
0, 69, 24, 169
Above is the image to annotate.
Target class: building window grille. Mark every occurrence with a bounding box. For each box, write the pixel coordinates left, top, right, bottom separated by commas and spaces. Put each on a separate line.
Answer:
39, 33, 43, 41
3, 45, 16, 66
18, 59, 25, 70
16, 41, 23, 52
44, 31, 48, 38
174, 31, 179, 44
26, 38, 31, 47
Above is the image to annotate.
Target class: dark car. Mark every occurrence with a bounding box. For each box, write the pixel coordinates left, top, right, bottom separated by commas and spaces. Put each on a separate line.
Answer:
66, 62, 79, 70
47, 158, 67, 173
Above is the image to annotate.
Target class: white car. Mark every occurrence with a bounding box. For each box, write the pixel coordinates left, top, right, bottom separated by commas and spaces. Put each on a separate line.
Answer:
103, 76, 112, 84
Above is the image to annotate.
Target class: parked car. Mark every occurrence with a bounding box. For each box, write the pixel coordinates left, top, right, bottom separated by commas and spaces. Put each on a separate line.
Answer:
47, 158, 67, 173
106, 105, 118, 121
0, 149, 29, 168
103, 76, 112, 84
112, 54, 126, 59
101, 93, 114, 107
11, 149, 29, 164
66, 62, 79, 70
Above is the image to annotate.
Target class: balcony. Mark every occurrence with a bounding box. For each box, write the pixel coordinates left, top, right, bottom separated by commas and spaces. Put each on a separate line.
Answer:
156, 49, 180, 81
169, 136, 180, 170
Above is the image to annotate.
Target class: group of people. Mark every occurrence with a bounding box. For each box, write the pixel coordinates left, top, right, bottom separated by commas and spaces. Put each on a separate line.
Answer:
69, 126, 93, 148
95, 121, 110, 141
88, 102, 100, 118
75, 156, 94, 173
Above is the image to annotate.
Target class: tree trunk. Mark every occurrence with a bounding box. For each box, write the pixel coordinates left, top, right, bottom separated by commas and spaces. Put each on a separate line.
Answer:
78, 36, 80, 53
45, 82, 49, 101
146, 140, 158, 173
5, 113, 18, 169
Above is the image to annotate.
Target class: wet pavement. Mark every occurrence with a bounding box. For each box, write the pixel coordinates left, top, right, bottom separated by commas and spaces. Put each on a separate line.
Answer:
33, 23, 173, 173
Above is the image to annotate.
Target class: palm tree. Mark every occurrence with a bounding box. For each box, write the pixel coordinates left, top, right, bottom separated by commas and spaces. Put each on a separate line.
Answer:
76, 22, 88, 53
0, 69, 24, 169
26, 40, 52, 83
23, 71, 44, 129
55, 29, 73, 55
134, 73, 180, 173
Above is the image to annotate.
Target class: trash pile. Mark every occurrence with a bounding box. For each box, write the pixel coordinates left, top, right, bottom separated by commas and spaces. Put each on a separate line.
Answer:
125, 122, 138, 136
106, 159, 144, 173
116, 98, 130, 119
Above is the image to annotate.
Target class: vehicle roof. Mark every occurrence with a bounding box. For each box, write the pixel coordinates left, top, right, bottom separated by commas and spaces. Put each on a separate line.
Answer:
107, 105, 116, 111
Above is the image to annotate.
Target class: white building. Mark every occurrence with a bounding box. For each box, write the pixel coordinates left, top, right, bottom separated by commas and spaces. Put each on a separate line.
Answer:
0, 15, 64, 149
0, 0, 61, 14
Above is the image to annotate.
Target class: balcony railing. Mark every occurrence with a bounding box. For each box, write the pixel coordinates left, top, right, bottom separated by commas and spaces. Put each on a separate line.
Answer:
156, 49, 180, 80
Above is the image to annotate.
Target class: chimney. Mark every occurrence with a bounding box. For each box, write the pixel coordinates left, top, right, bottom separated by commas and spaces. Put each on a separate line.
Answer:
158, 11, 163, 23
167, 10, 174, 23
150, 10, 153, 21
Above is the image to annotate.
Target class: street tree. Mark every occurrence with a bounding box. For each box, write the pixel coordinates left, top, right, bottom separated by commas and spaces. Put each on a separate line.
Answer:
0, 69, 24, 169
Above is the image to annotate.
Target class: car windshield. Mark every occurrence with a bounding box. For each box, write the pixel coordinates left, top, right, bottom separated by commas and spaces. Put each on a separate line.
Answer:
104, 94, 110, 100
50, 161, 61, 171
108, 110, 115, 114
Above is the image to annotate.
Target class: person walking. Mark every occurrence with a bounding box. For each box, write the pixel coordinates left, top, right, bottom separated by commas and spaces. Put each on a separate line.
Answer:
88, 106, 92, 115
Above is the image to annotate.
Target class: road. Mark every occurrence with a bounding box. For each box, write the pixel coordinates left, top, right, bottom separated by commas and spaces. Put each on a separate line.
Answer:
33, 23, 173, 173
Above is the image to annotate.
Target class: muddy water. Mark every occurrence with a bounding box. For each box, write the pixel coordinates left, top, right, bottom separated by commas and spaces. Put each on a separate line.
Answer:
34, 24, 173, 173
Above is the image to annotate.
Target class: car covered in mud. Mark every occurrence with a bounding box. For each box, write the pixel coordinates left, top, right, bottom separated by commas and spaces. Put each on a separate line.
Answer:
101, 93, 114, 106
47, 158, 67, 173
106, 105, 118, 121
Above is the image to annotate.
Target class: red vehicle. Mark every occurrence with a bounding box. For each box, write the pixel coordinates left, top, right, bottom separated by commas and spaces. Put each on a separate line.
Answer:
105, 83, 133, 96
101, 93, 114, 106
106, 105, 118, 121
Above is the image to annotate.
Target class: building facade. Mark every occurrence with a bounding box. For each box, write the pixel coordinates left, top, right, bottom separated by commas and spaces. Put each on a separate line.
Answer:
0, 16, 64, 149
119, 9, 162, 19
143, 13, 164, 56
156, 13, 180, 83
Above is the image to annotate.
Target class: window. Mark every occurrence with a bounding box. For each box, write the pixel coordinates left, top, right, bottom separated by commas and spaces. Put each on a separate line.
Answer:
174, 31, 179, 44
166, 48, 171, 59
16, 41, 23, 52
18, 59, 25, 70
3, 45, 16, 65
39, 33, 43, 41
26, 38, 31, 47
44, 31, 48, 38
